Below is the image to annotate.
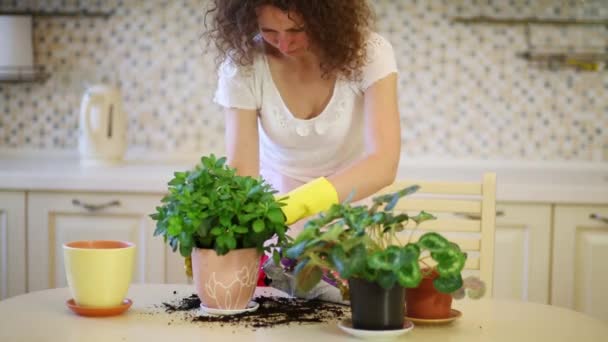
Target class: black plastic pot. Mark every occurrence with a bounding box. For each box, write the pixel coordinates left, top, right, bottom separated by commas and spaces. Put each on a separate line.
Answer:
348, 278, 405, 330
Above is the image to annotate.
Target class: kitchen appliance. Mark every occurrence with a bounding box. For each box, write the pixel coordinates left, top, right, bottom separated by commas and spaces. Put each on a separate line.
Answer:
0, 15, 35, 80
78, 85, 127, 166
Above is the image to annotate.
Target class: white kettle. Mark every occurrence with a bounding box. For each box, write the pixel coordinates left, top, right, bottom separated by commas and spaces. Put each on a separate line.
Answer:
78, 85, 128, 166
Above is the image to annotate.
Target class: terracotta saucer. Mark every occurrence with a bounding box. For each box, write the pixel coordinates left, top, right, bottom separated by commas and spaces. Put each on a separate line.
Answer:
66, 298, 133, 317
405, 309, 462, 325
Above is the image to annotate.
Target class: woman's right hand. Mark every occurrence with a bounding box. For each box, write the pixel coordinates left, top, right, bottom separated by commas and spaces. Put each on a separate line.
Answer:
277, 177, 339, 225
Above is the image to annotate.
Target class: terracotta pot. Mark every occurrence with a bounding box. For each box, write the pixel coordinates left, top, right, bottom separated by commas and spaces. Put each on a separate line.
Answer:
191, 247, 261, 310
405, 269, 452, 319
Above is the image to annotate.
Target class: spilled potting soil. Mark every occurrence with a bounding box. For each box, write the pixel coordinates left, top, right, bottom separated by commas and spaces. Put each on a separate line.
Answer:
158, 293, 348, 329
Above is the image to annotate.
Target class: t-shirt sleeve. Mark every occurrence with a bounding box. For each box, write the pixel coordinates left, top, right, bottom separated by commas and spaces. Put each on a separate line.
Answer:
359, 32, 398, 91
213, 57, 259, 110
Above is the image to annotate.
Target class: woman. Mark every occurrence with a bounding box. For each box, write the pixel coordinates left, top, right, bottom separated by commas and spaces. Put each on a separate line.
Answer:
207, 0, 401, 230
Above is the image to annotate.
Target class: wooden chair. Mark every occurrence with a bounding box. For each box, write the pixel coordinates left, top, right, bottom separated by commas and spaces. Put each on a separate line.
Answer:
375, 173, 497, 295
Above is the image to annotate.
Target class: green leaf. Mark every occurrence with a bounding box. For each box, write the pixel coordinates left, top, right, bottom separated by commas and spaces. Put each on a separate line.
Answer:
233, 225, 249, 234
396, 262, 422, 288
216, 234, 226, 249
167, 223, 181, 237
168, 172, 187, 186
272, 250, 281, 265
367, 246, 404, 271
418, 232, 449, 252
319, 224, 343, 242
347, 244, 368, 276
433, 273, 463, 293
252, 219, 265, 233
179, 232, 193, 248
267, 208, 286, 224
224, 234, 237, 250
247, 185, 262, 197
210, 227, 223, 236
292, 227, 318, 245
377, 270, 398, 289
238, 213, 257, 224
372, 185, 419, 206
242, 203, 256, 213
219, 215, 232, 226
329, 245, 348, 277
384, 193, 400, 211
169, 236, 178, 253
341, 235, 364, 252
368, 252, 390, 271
372, 212, 386, 223
293, 257, 309, 275
215, 156, 227, 168
153, 224, 165, 237
433, 245, 467, 277
411, 211, 436, 224
295, 264, 322, 292
286, 241, 308, 259
197, 219, 211, 237
179, 233, 193, 257
402, 244, 421, 263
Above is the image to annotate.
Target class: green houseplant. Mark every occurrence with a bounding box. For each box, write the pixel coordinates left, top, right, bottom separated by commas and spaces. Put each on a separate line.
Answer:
286, 185, 468, 330
150, 154, 289, 310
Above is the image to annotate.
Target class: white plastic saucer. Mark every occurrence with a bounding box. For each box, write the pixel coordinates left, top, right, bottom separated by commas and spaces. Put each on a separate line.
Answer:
199, 301, 259, 316
338, 319, 414, 340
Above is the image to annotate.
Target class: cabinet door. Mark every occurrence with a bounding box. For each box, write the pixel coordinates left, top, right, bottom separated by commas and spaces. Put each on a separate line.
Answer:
0, 191, 26, 300
492, 203, 551, 303
552, 205, 608, 321
26, 191, 184, 291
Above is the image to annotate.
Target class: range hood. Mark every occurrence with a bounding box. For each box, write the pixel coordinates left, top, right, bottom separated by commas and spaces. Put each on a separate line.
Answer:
0, 14, 41, 81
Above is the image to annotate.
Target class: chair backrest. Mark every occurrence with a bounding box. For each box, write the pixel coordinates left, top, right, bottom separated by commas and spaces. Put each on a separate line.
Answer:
375, 173, 497, 295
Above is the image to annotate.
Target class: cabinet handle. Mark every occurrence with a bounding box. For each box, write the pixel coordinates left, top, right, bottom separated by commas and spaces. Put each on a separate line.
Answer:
589, 213, 608, 224
456, 210, 505, 220
72, 199, 121, 212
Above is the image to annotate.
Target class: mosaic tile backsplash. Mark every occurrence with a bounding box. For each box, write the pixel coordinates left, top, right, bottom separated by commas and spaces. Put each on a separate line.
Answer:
1, 0, 607, 161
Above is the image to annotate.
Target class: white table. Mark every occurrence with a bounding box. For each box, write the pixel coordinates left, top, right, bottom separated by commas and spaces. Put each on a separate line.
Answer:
0, 284, 606, 341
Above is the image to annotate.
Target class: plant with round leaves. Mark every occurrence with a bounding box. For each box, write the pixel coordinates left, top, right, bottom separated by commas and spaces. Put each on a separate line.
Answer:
285, 185, 468, 298
150, 154, 289, 263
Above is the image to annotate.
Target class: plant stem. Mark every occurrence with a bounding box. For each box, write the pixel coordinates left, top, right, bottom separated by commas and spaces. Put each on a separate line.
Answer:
420, 258, 432, 271
406, 217, 423, 245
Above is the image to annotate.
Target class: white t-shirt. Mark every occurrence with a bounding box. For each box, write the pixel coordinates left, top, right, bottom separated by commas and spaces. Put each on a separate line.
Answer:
214, 32, 397, 194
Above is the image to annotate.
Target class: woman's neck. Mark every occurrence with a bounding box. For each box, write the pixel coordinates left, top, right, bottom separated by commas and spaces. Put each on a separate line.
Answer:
263, 41, 322, 71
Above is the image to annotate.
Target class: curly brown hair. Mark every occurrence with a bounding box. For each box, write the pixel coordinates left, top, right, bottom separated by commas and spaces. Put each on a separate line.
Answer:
204, 0, 375, 80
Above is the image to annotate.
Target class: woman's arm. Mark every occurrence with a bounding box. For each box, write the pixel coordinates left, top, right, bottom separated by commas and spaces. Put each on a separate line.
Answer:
327, 72, 401, 201
224, 107, 260, 178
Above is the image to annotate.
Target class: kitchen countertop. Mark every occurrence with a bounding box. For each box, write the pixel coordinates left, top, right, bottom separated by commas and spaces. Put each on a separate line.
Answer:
1, 152, 607, 204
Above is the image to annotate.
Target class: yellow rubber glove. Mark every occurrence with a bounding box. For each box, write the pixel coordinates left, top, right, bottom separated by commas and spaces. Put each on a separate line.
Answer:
279, 177, 339, 225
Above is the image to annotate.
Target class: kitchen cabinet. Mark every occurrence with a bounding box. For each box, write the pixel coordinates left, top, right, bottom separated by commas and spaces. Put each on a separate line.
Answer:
493, 203, 551, 304
552, 204, 608, 321
26, 191, 189, 292
0, 191, 26, 300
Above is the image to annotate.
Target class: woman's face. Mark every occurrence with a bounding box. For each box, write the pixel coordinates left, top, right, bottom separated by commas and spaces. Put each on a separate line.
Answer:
256, 5, 310, 57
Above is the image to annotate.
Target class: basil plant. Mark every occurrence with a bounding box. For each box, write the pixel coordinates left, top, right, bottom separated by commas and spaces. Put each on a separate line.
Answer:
150, 154, 289, 260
